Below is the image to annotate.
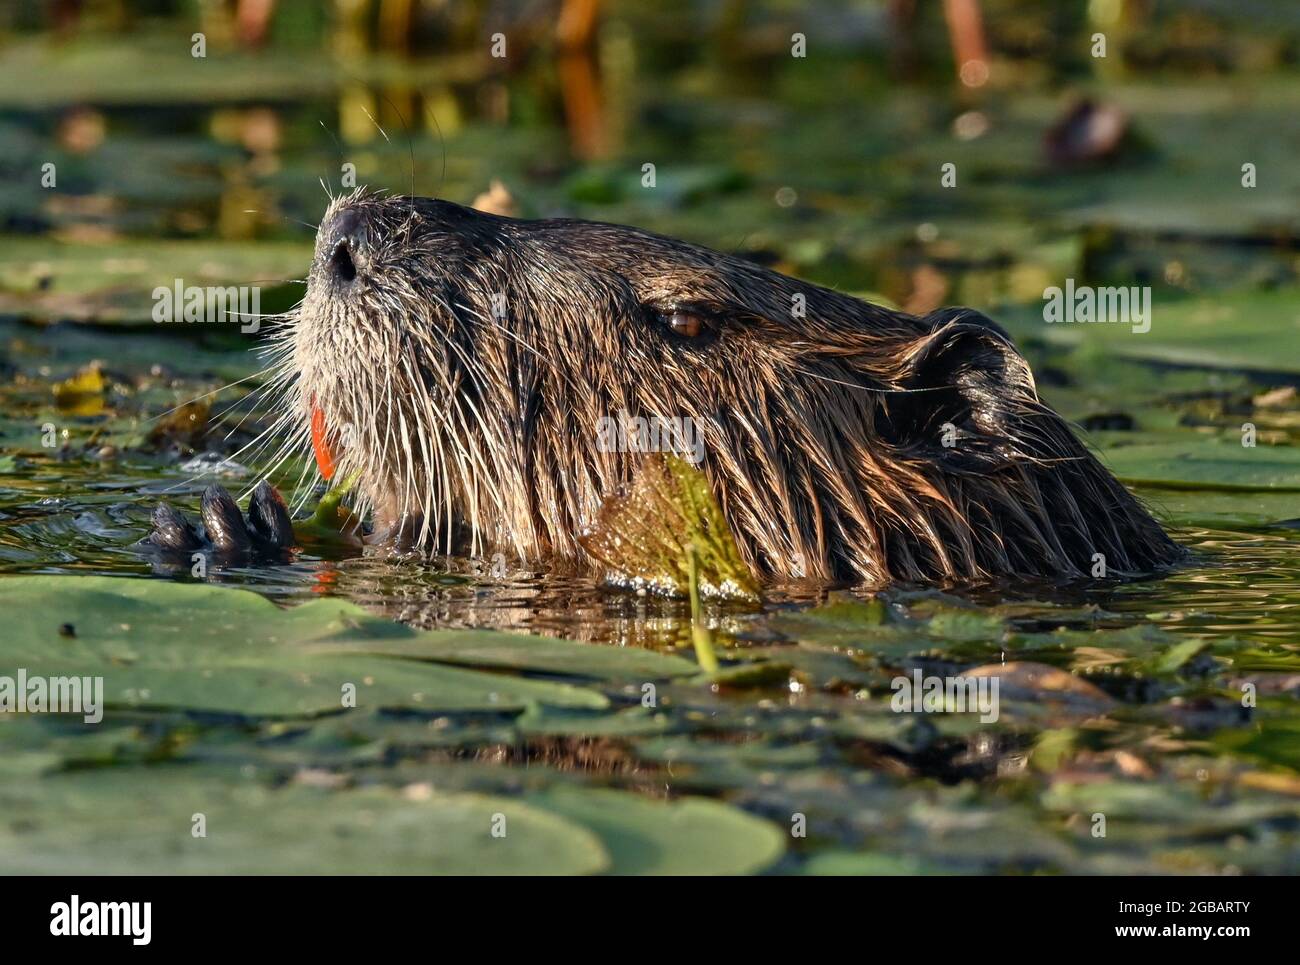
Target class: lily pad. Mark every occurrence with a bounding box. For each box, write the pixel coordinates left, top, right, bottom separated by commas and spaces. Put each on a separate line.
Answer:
1029, 290, 1300, 376
1096, 438, 1300, 492
0, 575, 621, 716
0, 237, 309, 325
1133, 487, 1300, 527
1042, 779, 1295, 835
0, 768, 610, 875
802, 850, 954, 875
530, 786, 785, 875
309, 627, 699, 682
515, 704, 677, 738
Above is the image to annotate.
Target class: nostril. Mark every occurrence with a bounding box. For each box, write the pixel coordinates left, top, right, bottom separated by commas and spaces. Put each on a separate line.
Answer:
330, 241, 357, 282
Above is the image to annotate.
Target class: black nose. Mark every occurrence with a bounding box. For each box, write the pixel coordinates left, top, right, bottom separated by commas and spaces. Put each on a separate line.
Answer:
325, 207, 367, 283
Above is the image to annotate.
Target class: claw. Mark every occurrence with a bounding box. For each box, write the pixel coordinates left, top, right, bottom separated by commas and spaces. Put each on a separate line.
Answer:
140, 479, 301, 571
247, 480, 295, 549
146, 502, 204, 553
200, 484, 252, 553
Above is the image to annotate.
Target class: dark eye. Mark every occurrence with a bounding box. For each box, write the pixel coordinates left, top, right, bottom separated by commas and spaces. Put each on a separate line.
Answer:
666, 311, 703, 338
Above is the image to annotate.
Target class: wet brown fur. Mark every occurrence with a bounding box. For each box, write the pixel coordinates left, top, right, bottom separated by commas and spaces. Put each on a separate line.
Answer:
286, 190, 1182, 586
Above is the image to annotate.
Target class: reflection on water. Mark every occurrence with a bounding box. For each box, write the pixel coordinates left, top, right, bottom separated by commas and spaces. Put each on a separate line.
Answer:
1106, 528, 1300, 642
5, 457, 1298, 652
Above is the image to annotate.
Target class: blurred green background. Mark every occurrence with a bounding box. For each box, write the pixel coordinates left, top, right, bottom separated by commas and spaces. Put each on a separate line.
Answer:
3, 0, 1300, 320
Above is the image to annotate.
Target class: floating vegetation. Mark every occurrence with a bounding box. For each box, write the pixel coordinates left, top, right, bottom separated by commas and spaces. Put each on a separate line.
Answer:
579, 453, 761, 602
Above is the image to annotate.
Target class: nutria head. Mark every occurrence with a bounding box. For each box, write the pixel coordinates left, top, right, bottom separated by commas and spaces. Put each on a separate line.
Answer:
286, 189, 1180, 585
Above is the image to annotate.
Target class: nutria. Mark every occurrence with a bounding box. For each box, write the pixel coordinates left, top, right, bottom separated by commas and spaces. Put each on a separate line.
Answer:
150, 190, 1182, 586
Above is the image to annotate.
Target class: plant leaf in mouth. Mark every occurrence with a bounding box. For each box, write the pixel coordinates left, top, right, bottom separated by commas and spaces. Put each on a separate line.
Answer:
578, 453, 760, 603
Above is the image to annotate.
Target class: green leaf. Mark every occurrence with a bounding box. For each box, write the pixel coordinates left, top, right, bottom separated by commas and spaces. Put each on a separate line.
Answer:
0, 237, 309, 325
529, 786, 785, 875
0, 769, 610, 875
1042, 779, 1294, 833
1214, 717, 1300, 772
1154, 638, 1212, 674
83, 655, 605, 717
771, 598, 1007, 658
802, 851, 952, 875
310, 628, 699, 682
1132, 487, 1300, 528
1097, 439, 1300, 492
579, 453, 760, 601
698, 660, 794, 689
1027, 290, 1300, 376
0, 576, 612, 716
515, 705, 677, 738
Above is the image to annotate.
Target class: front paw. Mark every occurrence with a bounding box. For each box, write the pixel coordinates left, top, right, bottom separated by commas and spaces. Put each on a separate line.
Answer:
142, 481, 295, 563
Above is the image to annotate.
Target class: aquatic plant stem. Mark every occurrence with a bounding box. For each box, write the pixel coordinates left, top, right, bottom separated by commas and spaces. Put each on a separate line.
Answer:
687, 541, 720, 674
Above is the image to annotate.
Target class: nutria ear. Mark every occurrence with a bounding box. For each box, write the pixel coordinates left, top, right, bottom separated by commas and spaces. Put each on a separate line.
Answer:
881, 309, 1039, 466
